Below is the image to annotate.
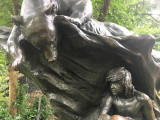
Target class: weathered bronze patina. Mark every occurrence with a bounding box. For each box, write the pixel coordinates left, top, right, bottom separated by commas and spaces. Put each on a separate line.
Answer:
0, 0, 160, 119
99, 67, 156, 120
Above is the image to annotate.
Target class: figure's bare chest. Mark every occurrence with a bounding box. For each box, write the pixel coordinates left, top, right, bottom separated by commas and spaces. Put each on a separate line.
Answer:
113, 97, 142, 117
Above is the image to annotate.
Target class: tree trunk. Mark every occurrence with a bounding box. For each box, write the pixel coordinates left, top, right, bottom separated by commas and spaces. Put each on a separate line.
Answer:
8, 0, 20, 117
8, 64, 18, 116
12, 0, 20, 15
98, 0, 111, 22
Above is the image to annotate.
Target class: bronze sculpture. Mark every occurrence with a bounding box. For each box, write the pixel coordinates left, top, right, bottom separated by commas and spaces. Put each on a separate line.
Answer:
99, 67, 156, 120
0, 0, 160, 119
49, 0, 93, 26
9, 0, 93, 66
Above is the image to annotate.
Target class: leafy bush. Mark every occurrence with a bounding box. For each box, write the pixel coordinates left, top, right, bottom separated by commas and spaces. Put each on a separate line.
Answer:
0, 83, 57, 120
0, 50, 8, 76
0, 50, 8, 102
0, 50, 56, 120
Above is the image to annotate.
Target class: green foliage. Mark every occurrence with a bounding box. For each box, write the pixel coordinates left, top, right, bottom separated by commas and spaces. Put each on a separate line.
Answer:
92, 0, 152, 30
91, 0, 160, 50
91, 0, 103, 19
14, 83, 29, 119
0, 83, 56, 120
28, 95, 54, 120
154, 42, 160, 50
0, 50, 8, 76
0, 77, 9, 102
0, 50, 8, 102
0, 0, 13, 27
0, 0, 23, 27
0, 101, 14, 120
15, 84, 55, 120
107, 0, 150, 29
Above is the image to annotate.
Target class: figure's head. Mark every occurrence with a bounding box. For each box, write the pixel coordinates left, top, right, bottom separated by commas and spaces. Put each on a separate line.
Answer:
106, 67, 134, 97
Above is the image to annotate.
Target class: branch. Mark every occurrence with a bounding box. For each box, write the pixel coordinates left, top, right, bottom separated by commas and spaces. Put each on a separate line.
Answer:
98, 0, 111, 22
12, 0, 21, 15
142, 13, 160, 24
142, 13, 160, 16
150, 16, 160, 24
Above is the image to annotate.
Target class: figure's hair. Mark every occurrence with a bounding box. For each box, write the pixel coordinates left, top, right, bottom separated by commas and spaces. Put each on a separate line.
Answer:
106, 67, 135, 96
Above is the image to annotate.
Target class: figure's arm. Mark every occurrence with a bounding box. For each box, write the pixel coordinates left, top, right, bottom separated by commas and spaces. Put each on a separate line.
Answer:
98, 95, 113, 120
141, 94, 155, 120
101, 95, 113, 114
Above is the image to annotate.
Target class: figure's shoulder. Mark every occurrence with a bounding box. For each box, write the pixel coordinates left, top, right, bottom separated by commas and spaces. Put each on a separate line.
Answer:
105, 93, 114, 100
135, 90, 151, 103
101, 93, 113, 106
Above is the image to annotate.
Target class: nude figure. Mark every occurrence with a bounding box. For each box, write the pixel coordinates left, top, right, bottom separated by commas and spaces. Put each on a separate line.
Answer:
98, 67, 155, 120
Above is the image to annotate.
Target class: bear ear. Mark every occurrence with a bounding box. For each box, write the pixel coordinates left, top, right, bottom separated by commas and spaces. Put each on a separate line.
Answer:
11, 16, 24, 26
